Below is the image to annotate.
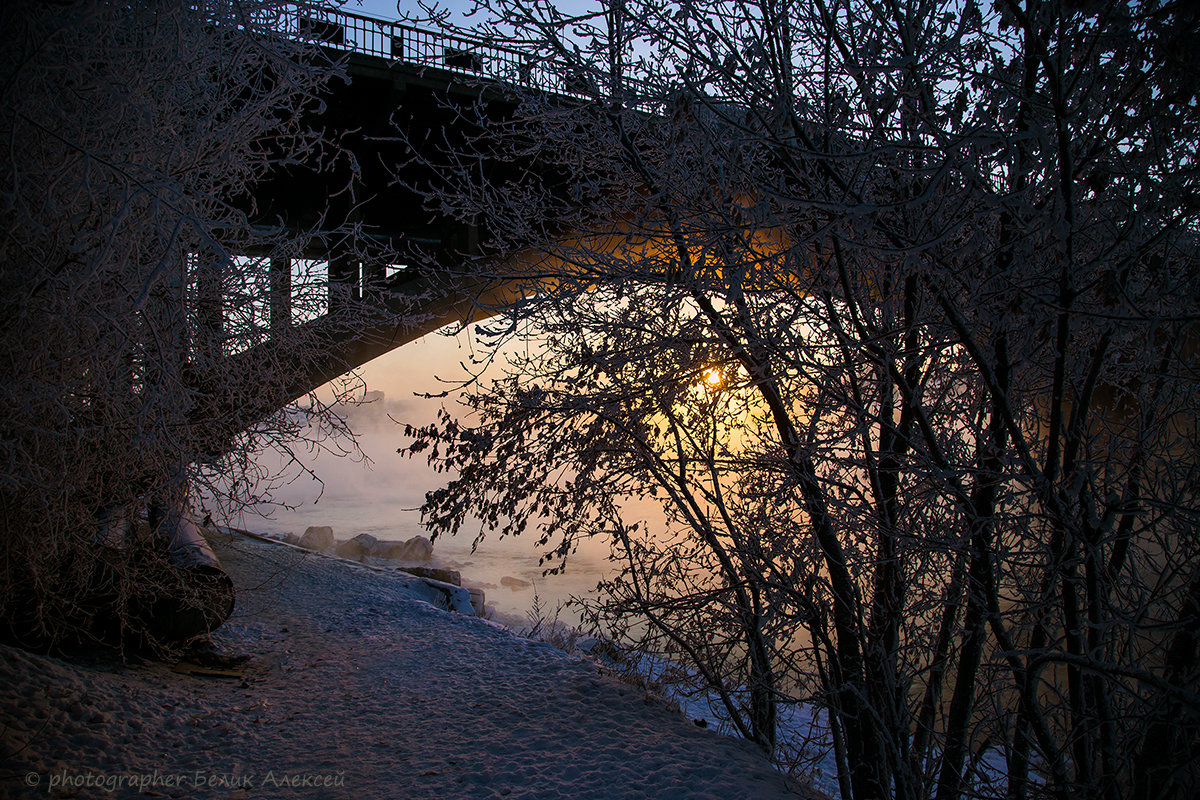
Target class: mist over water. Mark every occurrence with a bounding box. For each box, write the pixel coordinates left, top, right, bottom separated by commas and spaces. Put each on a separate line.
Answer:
238, 328, 619, 626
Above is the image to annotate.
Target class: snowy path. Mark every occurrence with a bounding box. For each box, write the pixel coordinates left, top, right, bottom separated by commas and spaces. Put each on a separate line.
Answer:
1, 533, 818, 799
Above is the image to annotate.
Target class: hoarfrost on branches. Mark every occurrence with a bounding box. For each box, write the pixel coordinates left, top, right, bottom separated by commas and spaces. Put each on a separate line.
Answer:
401, 1, 1200, 797
0, 1, 404, 650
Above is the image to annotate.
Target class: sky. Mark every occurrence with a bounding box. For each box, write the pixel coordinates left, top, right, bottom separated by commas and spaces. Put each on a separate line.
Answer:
342, 0, 603, 30
346, 0, 592, 19
347, 0, 464, 24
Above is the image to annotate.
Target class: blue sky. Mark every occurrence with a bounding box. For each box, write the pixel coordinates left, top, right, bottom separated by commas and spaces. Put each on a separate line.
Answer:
343, 0, 601, 28
345, 0, 455, 23
341, 0, 496, 24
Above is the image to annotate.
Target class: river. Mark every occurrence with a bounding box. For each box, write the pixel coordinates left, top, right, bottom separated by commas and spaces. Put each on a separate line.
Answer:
234, 327, 621, 628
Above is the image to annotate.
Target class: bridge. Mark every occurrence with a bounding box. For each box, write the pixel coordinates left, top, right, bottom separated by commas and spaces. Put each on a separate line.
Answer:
180, 5, 616, 439
103, 4, 624, 637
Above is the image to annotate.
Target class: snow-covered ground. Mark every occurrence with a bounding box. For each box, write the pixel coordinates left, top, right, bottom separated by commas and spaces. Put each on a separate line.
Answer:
0, 531, 823, 799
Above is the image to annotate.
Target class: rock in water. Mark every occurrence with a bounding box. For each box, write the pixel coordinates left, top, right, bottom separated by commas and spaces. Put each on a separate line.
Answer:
467, 587, 486, 616
372, 536, 433, 562
299, 525, 335, 552
401, 566, 462, 586
500, 576, 532, 590
336, 533, 378, 560
373, 540, 406, 560
399, 536, 433, 562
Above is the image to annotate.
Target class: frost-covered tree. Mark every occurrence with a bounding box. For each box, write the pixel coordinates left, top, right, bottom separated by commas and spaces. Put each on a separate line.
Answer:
401, 0, 1199, 797
0, 1, 389, 648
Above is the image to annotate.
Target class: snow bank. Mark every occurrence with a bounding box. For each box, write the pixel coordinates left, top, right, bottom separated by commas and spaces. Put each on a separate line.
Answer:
0, 531, 821, 799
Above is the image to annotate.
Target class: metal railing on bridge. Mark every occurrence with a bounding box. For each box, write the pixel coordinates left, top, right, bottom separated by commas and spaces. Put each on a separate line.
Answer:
266, 3, 608, 99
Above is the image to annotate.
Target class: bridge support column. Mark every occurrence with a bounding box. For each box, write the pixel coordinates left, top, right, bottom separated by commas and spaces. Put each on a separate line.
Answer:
270, 256, 291, 336
194, 254, 224, 362
361, 260, 387, 300
459, 222, 480, 257
328, 253, 359, 315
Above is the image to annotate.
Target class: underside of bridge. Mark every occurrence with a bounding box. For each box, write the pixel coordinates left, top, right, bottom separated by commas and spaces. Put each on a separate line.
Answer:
182, 49, 564, 441
180, 35, 785, 452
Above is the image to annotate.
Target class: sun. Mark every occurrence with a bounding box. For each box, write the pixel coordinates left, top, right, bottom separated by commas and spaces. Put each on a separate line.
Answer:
703, 367, 722, 388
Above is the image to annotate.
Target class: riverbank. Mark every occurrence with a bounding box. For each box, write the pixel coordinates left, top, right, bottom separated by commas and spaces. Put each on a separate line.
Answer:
0, 528, 820, 799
